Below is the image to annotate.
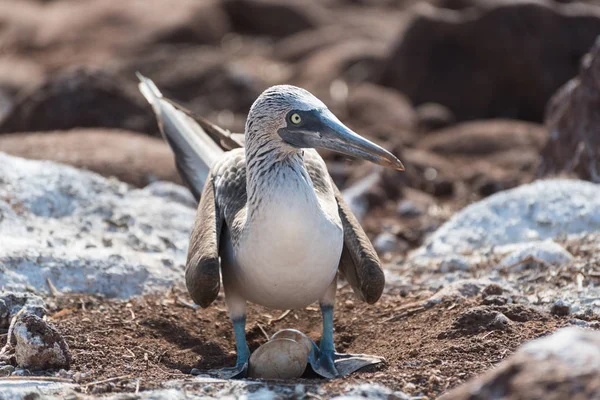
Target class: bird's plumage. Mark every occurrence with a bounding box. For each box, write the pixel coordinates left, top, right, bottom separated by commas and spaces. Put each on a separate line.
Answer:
137, 75, 385, 310
138, 74, 393, 378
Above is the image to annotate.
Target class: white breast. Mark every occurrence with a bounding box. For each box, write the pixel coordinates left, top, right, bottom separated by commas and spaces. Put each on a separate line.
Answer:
227, 182, 343, 310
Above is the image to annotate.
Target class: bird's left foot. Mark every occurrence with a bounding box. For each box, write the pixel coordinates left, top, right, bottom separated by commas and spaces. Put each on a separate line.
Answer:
308, 346, 385, 379
311, 349, 339, 379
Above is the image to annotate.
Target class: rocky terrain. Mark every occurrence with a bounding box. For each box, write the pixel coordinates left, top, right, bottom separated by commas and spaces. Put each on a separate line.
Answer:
1, 0, 600, 398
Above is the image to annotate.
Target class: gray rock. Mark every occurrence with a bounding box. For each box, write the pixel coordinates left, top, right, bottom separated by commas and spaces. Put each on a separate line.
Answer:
551, 299, 572, 316
414, 180, 600, 258
373, 232, 407, 254
0, 153, 195, 298
333, 383, 410, 399
0, 365, 14, 377
498, 240, 573, 270
396, 199, 423, 217
0, 292, 46, 329
440, 327, 600, 399
12, 313, 71, 370
427, 279, 515, 306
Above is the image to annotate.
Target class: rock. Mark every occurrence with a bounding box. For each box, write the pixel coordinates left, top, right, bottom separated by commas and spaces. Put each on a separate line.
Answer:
0, 292, 46, 329
438, 256, 469, 273
380, 1, 600, 122
0, 68, 156, 135
551, 299, 572, 316
402, 149, 456, 197
346, 83, 416, 131
440, 327, 600, 399
298, 40, 388, 92
12, 313, 71, 370
223, 0, 326, 38
396, 199, 423, 217
248, 339, 308, 379
0, 365, 14, 377
415, 103, 455, 132
122, 46, 275, 121
0, 153, 195, 298
426, 279, 515, 306
418, 120, 547, 156
373, 232, 408, 255
540, 36, 600, 183
334, 383, 410, 400
498, 240, 574, 270
3, 0, 228, 64
0, 129, 181, 188
442, 306, 511, 337
414, 180, 600, 258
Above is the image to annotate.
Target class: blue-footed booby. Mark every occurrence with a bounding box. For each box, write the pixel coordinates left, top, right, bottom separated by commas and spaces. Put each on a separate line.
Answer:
137, 74, 404, 379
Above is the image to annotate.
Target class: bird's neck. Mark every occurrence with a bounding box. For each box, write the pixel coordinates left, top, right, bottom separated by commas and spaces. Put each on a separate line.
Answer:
245, 134, 311, 215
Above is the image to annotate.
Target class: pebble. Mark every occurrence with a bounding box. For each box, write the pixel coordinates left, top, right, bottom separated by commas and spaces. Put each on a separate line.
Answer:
397, 200, 423, 217
373, 232, 407, 254
551, 299, 571, 316
438, 256, 470, 273
0, 365, 15, 376
11, 368, 31, 376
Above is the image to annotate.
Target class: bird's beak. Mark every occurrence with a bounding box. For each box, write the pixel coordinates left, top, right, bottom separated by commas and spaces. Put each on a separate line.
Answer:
305, 110, 404, 171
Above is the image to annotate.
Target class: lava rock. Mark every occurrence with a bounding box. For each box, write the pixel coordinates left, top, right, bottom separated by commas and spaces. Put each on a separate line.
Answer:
418, 120, 547, 156
223, 0, 326, 38
380, 1, 600, 122
539, 36, 600, 183
442, 306, 511, 337
12, 313, 71, 370
346, 83, 416, 131
440, 327, 600, 399
415, 103, 455, 132
0, 292, 45, 329
498, 240, 574, 270
0, 129, 181, 188
551, 299, 572, 316
373, 232, 408, 255
413, 180, 600, 258
0, 68, 156, 135
0, 153, 195, 298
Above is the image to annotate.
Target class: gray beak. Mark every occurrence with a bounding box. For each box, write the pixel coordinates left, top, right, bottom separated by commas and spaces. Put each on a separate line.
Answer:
281, 109, 404, 171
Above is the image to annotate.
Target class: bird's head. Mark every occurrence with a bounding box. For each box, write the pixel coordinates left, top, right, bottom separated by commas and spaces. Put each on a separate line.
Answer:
246, 85, 404, 171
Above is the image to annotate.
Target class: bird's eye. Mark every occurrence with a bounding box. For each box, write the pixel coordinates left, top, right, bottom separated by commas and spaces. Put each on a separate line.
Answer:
290, 113, 302, 125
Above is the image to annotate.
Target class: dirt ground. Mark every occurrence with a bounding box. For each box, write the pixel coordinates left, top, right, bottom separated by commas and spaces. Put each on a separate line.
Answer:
47, 283, 569, 398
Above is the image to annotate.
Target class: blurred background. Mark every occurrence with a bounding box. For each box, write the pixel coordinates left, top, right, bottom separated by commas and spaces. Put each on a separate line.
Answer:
0, 0, 599, 254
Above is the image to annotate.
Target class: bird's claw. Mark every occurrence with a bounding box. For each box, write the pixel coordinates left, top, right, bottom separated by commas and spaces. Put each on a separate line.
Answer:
310, 349, 339, 379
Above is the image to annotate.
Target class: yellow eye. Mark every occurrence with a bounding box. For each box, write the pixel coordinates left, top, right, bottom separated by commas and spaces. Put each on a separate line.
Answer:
290, 113, 302, 124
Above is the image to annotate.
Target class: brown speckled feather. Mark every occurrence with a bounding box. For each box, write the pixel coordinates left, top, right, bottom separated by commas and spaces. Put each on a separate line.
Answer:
185, 172, 222, 307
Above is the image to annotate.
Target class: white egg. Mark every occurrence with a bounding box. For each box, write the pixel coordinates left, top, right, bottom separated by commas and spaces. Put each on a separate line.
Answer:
248, 338, 309, 379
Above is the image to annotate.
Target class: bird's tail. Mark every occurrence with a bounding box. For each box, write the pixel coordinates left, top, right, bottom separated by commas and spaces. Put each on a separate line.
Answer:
137, 73, 224, 200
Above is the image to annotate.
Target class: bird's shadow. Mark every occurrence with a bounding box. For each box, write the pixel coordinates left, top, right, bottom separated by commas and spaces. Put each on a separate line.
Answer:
142, 317, 231, 373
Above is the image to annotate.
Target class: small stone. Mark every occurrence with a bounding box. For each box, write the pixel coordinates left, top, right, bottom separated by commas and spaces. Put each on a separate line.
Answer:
568, 319, 590, 328
11, 368, 31, 376
482, 295, 508, 306
0, 365, 15, 377
481, 284, 505, 297
551, 299, 571, 316
13, 313, 71, 370
397, 200, 423, 217
499, 240, 574, 271
373, 232, 407, 255
438, 256, 469, 273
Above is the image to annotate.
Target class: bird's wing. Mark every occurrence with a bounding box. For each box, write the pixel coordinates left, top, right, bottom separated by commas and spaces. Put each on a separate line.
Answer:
334, 186, 385, 304
185, 171, 223, 308
305, 152, 385, 304
137, 73, 243, 200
